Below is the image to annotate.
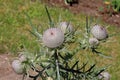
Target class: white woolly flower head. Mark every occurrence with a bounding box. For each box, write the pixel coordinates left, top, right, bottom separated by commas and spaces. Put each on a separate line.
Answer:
58, 22, 73, 34
12, 60, 24, 74
42, 28, 64, 48
89, 38, 99, 47
91, 25, 108, 40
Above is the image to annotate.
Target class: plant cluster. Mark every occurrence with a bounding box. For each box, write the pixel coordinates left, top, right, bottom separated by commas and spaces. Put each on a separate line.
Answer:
12, 6, 111, 80
111, 0, 120, 12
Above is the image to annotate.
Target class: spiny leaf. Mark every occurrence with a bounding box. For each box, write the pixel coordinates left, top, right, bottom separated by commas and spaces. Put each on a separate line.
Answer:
71, 61, 79, 69
45, 6, 54, 28
78, 62, 88, 71
86, 64, 96, 72
25, 12, 42, 39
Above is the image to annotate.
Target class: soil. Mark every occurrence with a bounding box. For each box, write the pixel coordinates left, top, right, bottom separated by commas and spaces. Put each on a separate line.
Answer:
42, 0, 120, 27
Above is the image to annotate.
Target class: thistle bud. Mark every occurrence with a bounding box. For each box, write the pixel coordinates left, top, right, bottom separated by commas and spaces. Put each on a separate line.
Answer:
12, 60, 24, 74
18, 53, 27, 62
91, 25, 108, 40
89, 38, 99, 47
42, 28, 64, 48
58, 22, 73, 34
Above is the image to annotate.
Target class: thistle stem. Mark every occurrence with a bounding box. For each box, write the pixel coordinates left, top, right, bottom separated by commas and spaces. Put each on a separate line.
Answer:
55, 49, 60, 80
56, 59, 60, 80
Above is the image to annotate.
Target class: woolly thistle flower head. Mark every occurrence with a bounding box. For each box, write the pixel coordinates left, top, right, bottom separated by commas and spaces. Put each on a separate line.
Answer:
98, 72, 111, 80
42, 28, 64, 48
58, 22, 73, 34
12, 60, 24, 74
89, 38, 99, 47
91, 25, 108, 40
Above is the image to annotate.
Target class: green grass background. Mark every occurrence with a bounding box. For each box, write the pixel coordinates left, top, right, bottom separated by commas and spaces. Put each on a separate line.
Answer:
0, 0, 120, 79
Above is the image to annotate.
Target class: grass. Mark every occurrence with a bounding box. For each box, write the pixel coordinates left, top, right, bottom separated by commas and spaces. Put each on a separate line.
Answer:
0, 0, 120, 79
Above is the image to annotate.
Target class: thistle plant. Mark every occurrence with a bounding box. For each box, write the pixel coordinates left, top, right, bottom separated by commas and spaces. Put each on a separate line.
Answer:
78, 17, 112, 59
11, 6, 111, 80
